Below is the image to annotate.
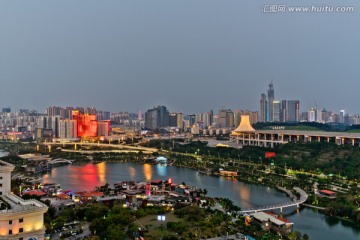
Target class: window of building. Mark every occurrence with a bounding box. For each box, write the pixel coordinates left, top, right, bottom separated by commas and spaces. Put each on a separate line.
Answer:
9, 220, 12, 224
19, 238, 23, 240
0, 184, 2, 187
0, 176, 2, 179
0, 191, 2, 195
8, 230, 12, 235
19, 228, 23, 233
19, 218, 23, 223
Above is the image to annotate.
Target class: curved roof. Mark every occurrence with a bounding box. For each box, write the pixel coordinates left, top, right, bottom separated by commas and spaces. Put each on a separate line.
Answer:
232, 115, 256, 134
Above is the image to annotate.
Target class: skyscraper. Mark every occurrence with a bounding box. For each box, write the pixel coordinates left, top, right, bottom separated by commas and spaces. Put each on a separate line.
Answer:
144, 106, 169, 130
260, 93, 267, 122
218, 109, 234, 128
273, 100, 281, 122
281, 100, 287, 123
267, 82, 274, 122
287, 100, 300, 122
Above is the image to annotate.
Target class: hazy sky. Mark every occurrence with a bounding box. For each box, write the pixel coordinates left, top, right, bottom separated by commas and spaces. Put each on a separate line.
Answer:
1, 0, 359, 114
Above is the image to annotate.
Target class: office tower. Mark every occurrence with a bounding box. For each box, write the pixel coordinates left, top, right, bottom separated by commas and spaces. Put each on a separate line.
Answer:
321, 109, 330, 123
169, 113, 178, 127
287, 100, 300, 122
308, 107, 317, 122
273, 100, 281, 122
267, 82, 274, 122
188, 114, 196, 127
260, 93, 267, 122
176, 113, 183, 130
281, 100, 287, 123
340, 110, 345, 124
144, 106, 169, 130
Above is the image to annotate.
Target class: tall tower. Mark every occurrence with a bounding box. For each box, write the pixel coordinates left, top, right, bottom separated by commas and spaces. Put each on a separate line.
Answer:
260, 93, 267, 122
267, 82, 275, 122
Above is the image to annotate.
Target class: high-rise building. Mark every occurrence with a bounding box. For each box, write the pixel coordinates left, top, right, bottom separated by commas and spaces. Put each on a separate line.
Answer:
234, 111, 241, 128
218, 109, 234, 128
308, 107, 317, 122
144, 106, 169, 130
98, 120, 110, 138
72, 110, 98, 137
59, 119, 78, 139
339, 110, 346, 124
287, 100, 300, 122
273, 100, 281, 122
47, 106, 65, 118
260, 93, 267, 122
281, 100, 287, 123
176, 113, 183, 130
321, 109, 330, 123
169, 112, 184, 130
267, 82, 274, 122
169, 113, 177, 127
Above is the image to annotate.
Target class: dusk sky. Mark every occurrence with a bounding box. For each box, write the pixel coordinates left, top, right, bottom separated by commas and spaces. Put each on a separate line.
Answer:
1, 0, 359, 114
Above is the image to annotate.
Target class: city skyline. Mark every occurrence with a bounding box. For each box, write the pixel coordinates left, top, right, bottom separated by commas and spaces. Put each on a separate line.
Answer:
1, 1, 360, 114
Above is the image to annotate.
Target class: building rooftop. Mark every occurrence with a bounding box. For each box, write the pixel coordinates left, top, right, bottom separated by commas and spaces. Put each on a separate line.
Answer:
251, 211, 291, 226
232, 115, 256, 133
0, 193, 48, 214
319, 190, 336, 195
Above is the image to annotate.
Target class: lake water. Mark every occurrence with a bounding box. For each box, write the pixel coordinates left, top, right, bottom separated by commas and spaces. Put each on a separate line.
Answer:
42, 162, 360, 240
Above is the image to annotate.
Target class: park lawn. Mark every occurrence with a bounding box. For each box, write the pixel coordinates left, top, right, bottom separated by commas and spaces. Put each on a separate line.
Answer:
136, 211, 182, 229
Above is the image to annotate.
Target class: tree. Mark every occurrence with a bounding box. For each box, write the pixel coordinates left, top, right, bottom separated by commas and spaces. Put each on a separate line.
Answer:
303, 233, 310, 240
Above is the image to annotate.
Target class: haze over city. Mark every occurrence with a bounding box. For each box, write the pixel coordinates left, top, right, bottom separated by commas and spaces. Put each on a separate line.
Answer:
1, 0, 359, 114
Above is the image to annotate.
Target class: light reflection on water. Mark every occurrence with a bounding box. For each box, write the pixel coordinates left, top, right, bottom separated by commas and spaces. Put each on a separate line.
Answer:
41, 162, 360, 240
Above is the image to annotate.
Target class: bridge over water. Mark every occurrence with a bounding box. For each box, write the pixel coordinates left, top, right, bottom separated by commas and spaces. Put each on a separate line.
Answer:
239, 187, 308, 214
48, 158, 74, 165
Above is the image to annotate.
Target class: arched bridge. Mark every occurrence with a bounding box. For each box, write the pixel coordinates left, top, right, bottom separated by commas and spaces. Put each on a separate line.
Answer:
239, 187, 308, 214
48, 158, 74, 165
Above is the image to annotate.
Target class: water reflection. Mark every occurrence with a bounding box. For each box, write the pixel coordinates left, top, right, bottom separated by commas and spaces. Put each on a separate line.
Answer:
143, 164, 152, 180
42, 162, 360, 240
156, 164, 167, 177
80, 164, 98, 189
97, 162, 106, 185
239, 185, 251, 209
128, 166, 136, 179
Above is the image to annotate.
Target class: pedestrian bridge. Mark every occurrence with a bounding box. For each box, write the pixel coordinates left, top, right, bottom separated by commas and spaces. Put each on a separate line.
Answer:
48, 158, 74, 165
239, 187, 308, 214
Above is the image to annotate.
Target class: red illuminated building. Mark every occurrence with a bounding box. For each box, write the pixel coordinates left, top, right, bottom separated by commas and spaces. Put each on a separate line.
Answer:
72, 110, 98, 138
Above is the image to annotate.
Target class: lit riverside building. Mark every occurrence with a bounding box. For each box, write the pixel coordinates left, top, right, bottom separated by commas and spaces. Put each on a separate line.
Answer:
0, 160, 48, 240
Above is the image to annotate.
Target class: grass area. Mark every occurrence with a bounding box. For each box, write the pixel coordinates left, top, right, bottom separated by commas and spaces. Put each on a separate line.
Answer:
135, 211, 181, 229
346, 129, 360, 133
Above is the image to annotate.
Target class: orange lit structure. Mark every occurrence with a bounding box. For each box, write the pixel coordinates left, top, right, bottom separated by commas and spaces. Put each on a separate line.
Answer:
72, 110, 98, 138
